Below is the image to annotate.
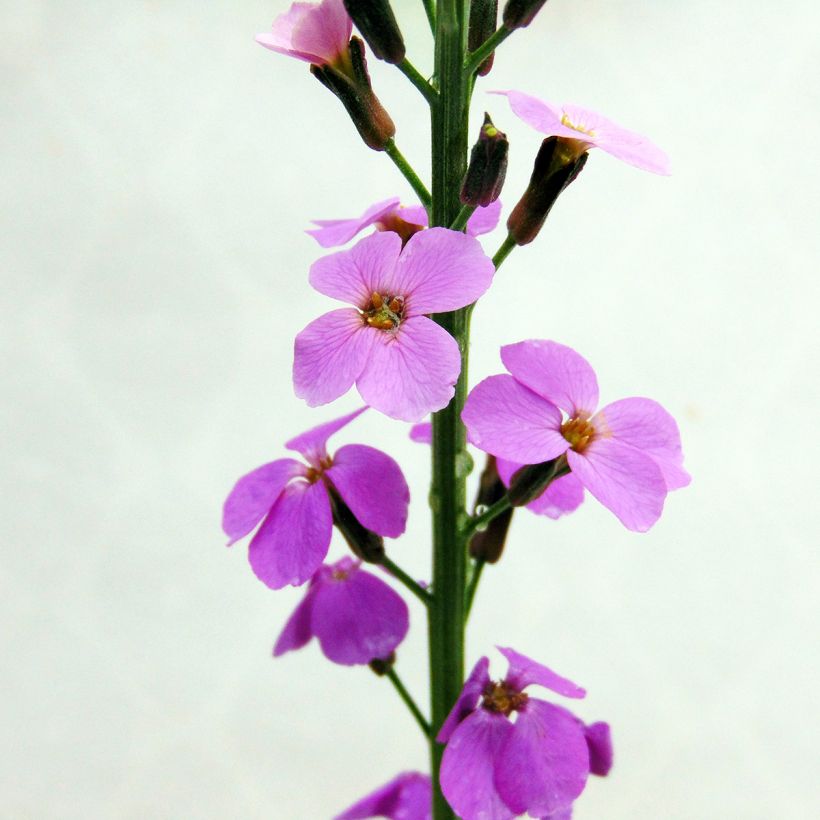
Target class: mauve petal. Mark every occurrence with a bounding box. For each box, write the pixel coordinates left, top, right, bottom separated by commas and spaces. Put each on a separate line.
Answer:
543, 808, 573, 820
397, 204, 429, 227
307, 197, 401, 248
335, 771, 432, 820
409, 422, 432, 444
272, 583, 318, 656
256, 4, 320, 63
325, 444, 409, 537
466, 199, 502, 236
222, 458, 306, 544
356, 316, 461, 422
285, 407, 367, 466
437, 656, 491, 743
490, 90, 570, 138
248, 481, 332, 588
293, 308, 375, 407
311, 566, 409, 664
498, 647, 586, 698
290, 0, 352, 65
567, 439, 667, 532
501, 340, 599, 417
389, 228, 495, 315
495, 459, 585, 519
584, 721, 613, 777
494, 700, 589, 817
593, 397, 690, 491
309, 231, 402, 306
462, 375, 567, 464
440, 710, 516, 820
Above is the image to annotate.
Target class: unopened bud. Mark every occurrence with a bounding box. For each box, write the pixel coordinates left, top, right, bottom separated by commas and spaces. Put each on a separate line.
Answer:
507, 456, 569, 507
328, 485, 385, 562
506, 136, 587, 245
368, 652, 396, 675
502, 0, 549, 29
461, 113, 508, 207
469, 456, 514, 564
343, 0, 406, 64
468, 0, 498, 76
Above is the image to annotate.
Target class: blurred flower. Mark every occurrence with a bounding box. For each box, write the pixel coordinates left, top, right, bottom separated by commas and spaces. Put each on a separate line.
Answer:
335, 771, 431, 819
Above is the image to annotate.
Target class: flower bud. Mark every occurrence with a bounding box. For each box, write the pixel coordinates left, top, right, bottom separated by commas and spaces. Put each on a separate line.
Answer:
507, 456, 569, 507
327, 484, 386, 562
460, 113, 508, 207
311, 36, 396, 151
368, 653, 396, 675
502, 0, 549, 29
343, 0, 406, 64
469, 456, 514, 564
468, 0, 498, 76
506, 136, 587, 245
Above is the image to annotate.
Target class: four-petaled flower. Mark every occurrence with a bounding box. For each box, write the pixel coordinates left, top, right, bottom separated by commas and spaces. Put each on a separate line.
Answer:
335, 771, 432, 820
222, 408, 409, 588
438, 646, 612, 820
462, 340, 690, 531
293, 230, 495, 421
494, 89, 671, 175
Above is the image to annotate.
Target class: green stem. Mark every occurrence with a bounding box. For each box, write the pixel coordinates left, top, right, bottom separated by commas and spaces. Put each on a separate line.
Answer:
422, 0, 437, 33
464, 558, 485, 617
386, 667, 432, 738
464, 26, 513, 76
464, 495, 512, 538
384, 139, 432, 210
380, 555, 433, 607
449, 203, 475, 232
398, 58, 439, 106
492, 234, 517, 269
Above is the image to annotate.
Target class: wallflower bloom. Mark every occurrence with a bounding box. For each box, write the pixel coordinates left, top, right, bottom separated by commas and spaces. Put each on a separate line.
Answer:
494, 89, 671, 175
462, 340, 690, 531
294, 230, 495, 421
335, 771, 431, 819
438, 647, 611, 819
273, 556, 408, 665
222, 408, 409, 588
307, 197, 502, 248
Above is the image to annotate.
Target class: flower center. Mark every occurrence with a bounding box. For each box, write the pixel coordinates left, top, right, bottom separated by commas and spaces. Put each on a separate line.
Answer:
481, 681, 529, 716
560, 111, 595, 137
561, 416, 595, 453
362, 291, 404, 331
305, 455, 333, 483
376, 213, 424, 245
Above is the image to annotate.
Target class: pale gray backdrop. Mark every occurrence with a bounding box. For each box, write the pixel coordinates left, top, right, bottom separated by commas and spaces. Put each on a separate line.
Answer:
1, 1, 818, 818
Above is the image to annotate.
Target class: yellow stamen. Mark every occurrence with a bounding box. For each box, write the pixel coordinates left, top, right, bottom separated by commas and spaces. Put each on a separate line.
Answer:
561, 416, 596, 453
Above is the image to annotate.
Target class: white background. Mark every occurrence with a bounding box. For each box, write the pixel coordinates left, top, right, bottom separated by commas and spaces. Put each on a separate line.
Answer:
2, 1, 818, 817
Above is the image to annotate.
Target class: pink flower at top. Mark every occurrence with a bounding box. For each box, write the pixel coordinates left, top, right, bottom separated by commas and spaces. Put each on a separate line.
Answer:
335, 771, 431, 820
493, 90, 671, 175
307, 197, 503, 248
462, 340, 690, 532
222, 408, 409, 589
256, 0, 352, 66
293, 230, 495, 421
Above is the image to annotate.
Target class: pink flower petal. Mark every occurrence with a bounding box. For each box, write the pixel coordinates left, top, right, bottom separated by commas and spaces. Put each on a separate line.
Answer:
409, 421, 432, 444
462, 375, 568, 464
437, 656, 491, 743
396, 204, 428, 227
285, 407, 367, 466
567, 439, 667, 532
335, 771, 432, 820
494, 700, 589, 817
496, 459, 585, 519
497, 647, 586, 698
389, 228, 495, 315
583, 721, 613, 777
292, 0, 351, 65
490, 90, 572, 138
222, 458, 306, 544
325, 444, 409, 537
248, 481, 332, 588
307, 197, 402, 248
501, 340, 599, 417
272, 582, 318, 656
440, 710, 516, 820
466, 199, 502, 236
356, 316, 461, 422
293, 308, 375, 407
309, 230, 402, 306
593, 397, 690, 490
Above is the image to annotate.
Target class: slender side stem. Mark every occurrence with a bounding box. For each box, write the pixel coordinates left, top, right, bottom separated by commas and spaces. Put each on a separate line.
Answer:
464, 27, 513, 76
386, 667, 432, 738
492, 234, 517, 269
464, 558, 485, 617
464, 495, 512, 538
449, 203, 475, 232
398, 58, 439, 106
422, 0, 437, 34
384, 139, 432, 209
380, 555, 433, 607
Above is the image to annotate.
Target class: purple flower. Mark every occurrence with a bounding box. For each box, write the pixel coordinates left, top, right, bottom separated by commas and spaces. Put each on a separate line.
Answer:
273, 556, 408, 665
335, 771, 431, 819
462, 340, 690, 532
438, 647, 609, 819
256, 0, 352, 67
293, 230, 495, 421
493, 90, 671, 175
222, 407, 409, 589
307, 196, 503, 248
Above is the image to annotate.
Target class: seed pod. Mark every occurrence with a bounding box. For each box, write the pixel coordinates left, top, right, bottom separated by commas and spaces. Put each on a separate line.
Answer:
343, 0, 406, 64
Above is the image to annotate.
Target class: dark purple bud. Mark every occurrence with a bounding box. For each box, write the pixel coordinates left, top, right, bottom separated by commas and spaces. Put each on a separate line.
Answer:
506, 136, 587, 245
368, 652, 397, 675
469, 456, 514, 564
327, 484, 385, 562
502, 0, 549, 29
344, 0, 406, 64
507, 455, 569, 507
469, 0, 498, 76
460, 113, 508, 207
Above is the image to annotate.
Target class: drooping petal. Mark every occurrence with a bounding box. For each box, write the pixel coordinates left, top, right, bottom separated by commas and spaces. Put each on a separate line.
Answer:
255, 5, 321, 63
496, 459, 585, 519
291, 0, 352, 65
440, 710, 516, 820
293, 308, 375, 407
325, 444, 409, 537
494, 699, 589, 818
396, 204, 428, 228
437, 656, 491, 743
567, 440, 667, 532
462, 375, 567, 464
309, 230, 402, 306
272, 582, 318, 656
248, 480, 332, 588
388, 228, 495, 315
310, 565, 409, 664
583, 721, 613, 777
222, 458, 306, 544
501, 340, 599, 417
490, 90, 572, 139
466, 199, 502, 236
285, 407, 367, 466
307, 197, 402, 248
497, 647, 586, 698
409, 422, 432, 444
356, 316, 461, 422
335, 771, 432, 820
593, 397, 690, 490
